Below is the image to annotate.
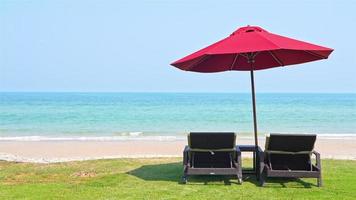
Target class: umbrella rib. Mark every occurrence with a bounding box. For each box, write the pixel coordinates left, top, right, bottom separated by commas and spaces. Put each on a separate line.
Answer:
268, 51, 284, 66
304, 50, 327, 59
239, 53, 249, 59
240, 52, 259, 61
251, 52, 259, 60
230, 54, 239, 70
186, 55, 210, 71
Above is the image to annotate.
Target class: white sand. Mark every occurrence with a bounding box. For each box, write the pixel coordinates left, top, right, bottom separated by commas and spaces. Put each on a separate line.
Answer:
0, 137, 355, 163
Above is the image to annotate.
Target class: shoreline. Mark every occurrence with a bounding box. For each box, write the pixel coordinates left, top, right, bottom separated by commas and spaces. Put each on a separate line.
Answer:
1, 133, 356, 141
1, 136, 356, 163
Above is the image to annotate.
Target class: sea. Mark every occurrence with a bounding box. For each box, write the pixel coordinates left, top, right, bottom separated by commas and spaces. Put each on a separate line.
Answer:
0, 92, 355, 141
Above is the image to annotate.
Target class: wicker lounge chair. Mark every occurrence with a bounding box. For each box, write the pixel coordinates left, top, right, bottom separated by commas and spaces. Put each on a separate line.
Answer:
258, 134, 322, 187
182, 132, 243, 184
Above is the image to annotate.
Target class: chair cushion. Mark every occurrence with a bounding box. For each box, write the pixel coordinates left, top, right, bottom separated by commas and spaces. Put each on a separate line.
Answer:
265, 134, 316, 153
191, 152, 233, 168
269, 154, 312, 170
265, 134, 316, 171
188, 132, 236, 150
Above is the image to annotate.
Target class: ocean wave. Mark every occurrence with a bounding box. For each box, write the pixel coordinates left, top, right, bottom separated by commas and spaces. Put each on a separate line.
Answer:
0, 135, 186, 141
0, 133, 356, 141
114, 132, 144, 136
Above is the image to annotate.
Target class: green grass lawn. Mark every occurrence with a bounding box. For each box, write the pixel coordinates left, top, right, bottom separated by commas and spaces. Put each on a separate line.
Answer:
0, 158, 355, 199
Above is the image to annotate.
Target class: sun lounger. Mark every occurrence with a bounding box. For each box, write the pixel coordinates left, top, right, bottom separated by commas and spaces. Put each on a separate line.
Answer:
182, 132, 243, 184
258, 134, 322, 187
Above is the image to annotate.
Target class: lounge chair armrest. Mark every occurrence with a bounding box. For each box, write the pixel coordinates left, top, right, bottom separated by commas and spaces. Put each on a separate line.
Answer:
256, 146, 264, 161
184, 145, 190, 153
235, 146, 241, 155
312, 150, 320, 157
256, 146, 265, 178
235, 146, 242, 164
312, 150, 321, 168
183, 146, 190, 165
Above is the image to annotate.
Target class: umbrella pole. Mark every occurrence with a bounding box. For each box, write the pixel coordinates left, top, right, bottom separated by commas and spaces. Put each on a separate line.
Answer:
250, 69, 259, 177
250, 69, 258, 147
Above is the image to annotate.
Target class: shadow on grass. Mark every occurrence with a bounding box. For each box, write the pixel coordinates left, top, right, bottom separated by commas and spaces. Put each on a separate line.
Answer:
127, 162, 317, 188
127, 162, 262, 186
127, 162, 181, 183
261, 177, 316, 188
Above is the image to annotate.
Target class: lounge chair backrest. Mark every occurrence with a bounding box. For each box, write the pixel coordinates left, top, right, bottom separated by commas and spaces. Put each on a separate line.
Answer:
188, 132, 236, 151
265, 133, 316, 154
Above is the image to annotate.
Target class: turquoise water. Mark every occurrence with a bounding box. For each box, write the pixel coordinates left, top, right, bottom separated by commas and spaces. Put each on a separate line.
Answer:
0, 93, 355, 138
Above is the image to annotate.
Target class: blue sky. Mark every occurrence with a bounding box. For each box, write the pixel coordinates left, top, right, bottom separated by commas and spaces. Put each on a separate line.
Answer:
0, 0, 355, 92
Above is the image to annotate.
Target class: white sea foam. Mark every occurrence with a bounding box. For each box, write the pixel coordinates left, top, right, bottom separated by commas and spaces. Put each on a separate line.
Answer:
314, 134, 356, 140
0, 135, 186, 141
118, 132, 143, 136
0, 133, 355, 142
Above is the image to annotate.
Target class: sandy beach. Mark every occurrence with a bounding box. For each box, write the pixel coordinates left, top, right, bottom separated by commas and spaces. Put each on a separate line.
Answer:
1, 136, 355, 163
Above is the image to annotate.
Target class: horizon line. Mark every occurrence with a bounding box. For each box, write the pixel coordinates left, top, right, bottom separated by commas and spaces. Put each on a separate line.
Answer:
0, 91, 355, 94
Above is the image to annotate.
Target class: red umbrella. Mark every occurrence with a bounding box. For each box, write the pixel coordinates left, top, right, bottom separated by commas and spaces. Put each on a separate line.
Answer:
171, 25, 333, 147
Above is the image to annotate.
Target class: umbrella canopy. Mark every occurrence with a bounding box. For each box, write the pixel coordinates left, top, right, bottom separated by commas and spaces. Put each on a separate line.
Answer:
171, 26, 333, 72
171, 25, 333, 147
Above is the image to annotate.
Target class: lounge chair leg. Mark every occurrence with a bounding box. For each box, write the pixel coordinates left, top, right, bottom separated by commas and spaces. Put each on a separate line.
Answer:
256, 169, 261, 181
259, 179, 265, 187
182, 175, 188, 184
237, 175, 242, 185
317, 177, 322, 187
238, 169, 243, 184
259, 173, 265, 187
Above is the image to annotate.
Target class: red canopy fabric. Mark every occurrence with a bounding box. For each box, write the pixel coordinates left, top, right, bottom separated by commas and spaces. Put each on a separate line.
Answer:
171, 26, 333, 72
